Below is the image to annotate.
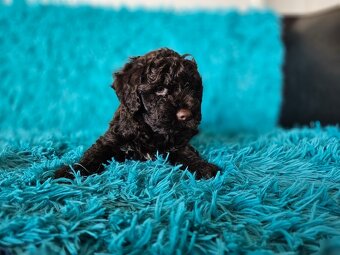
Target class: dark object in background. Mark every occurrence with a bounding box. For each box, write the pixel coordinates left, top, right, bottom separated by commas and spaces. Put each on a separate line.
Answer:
280, 7, 340, 127
55, 48, 219, 179
0, 248, 12, 255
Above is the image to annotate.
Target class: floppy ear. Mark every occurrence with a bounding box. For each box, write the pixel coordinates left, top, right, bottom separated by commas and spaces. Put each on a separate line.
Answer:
112, 57, 143, 115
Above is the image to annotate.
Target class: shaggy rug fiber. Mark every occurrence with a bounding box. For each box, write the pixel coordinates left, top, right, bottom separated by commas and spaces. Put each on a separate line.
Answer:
0, 126, 340, 254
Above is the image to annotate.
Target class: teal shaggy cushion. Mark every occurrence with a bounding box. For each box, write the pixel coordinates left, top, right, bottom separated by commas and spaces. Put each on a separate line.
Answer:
0, 3, 282, 134
0, 126, 340, 254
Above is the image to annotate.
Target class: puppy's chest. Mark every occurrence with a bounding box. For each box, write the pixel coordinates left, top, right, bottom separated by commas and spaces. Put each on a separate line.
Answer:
120, 134, 175, 161
120, 144, 152, 161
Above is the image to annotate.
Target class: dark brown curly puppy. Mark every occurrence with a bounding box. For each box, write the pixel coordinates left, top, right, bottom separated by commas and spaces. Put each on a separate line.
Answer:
55, 48, 220, 179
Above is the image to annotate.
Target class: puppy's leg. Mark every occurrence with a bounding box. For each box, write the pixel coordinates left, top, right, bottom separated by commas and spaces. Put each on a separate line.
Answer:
169, 145, 220, 179
54, 131, 125, 178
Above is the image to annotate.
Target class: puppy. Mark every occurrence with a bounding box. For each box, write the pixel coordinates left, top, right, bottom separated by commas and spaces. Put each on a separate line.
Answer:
55, 48, 219, 179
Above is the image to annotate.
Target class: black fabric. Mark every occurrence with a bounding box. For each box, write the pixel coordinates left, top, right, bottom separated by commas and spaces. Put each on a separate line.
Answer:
280, 7, 340, 127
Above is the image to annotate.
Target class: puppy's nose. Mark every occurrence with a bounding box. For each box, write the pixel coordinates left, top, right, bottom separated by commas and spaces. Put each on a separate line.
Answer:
176, 109, 192, 121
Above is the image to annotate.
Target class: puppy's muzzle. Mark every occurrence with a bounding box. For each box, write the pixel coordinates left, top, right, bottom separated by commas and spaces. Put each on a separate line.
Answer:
176, 109, 192, 121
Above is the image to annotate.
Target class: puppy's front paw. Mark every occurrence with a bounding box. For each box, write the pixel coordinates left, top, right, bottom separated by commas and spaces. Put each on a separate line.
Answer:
54, 166, 74, 179
196, 162, 220, 179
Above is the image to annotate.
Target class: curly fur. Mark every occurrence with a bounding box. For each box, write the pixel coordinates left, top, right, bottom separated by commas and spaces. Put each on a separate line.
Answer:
55, 48, 219, 179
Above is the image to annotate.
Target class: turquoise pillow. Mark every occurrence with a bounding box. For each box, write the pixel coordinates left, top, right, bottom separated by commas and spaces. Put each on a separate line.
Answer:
0, 3, 283, 135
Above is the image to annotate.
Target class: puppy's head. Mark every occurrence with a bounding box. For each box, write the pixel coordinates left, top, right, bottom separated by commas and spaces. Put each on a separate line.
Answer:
112, 48, 202, 136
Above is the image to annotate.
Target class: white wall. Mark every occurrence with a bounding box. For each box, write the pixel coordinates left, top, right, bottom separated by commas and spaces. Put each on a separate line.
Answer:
8, 0, 340, 14
25, 0, 264, 10
266, 0, 340, 14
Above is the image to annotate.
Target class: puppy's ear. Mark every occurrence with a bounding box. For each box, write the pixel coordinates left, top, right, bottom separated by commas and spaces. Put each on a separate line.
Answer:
112, 57, 143, 115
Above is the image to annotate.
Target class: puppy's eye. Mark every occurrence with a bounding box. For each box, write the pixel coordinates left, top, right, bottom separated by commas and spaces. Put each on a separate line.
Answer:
155, 87, 168, 96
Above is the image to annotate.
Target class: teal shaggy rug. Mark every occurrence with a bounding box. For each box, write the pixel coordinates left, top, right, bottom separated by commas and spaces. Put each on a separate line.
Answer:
1, 2, 340, 255
1, 126, 340, 254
